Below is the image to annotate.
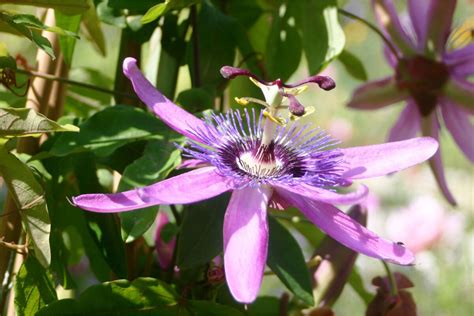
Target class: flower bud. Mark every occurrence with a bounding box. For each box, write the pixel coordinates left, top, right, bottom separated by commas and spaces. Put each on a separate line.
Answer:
154, 211, 176, 269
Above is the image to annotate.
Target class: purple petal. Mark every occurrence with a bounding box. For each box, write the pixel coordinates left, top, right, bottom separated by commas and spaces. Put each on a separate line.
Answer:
138, 167, 232, 205
223, 186, 272, 303
277, 190, 415, 265
387, 100, 421, 142
72, 188, 149, 213
383, 45, 398, 67
268, 190, 291, 210
123, 58, 211, 143
341, 137, 438, 180
176, 159, 210, 170
348, 77, 408, 110
372, 0, 416, 54
425, 0, 456, 53
441, 100, 474, 162
443, 77, 474, 114
408, 0, 430, 48
274, 183, 368, 205
445, 43, 474, 77
73, 167, 232, 212
422, 115, 457, 205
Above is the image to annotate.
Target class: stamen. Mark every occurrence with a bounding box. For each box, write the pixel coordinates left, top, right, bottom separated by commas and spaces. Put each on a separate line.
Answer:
181, 109, 345, 188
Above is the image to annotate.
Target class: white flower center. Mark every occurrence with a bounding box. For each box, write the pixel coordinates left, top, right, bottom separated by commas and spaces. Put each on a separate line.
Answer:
236, 151, 283, 178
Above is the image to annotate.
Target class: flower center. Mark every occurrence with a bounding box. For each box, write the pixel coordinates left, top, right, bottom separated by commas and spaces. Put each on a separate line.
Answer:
236, 142, 284, 179
395, 56, 449, 116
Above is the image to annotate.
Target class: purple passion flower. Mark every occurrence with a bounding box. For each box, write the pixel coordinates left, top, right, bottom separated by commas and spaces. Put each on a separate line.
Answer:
348, 0, 474, 205
72, 58, 438, 303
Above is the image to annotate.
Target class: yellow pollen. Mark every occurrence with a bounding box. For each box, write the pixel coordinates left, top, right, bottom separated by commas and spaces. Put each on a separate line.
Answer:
234, 97, 249, 105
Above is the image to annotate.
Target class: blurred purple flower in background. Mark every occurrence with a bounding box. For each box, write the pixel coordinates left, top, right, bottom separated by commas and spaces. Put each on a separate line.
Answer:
348, 0, 474, 205
154, 211, 176, 269
72, 58, 438, 303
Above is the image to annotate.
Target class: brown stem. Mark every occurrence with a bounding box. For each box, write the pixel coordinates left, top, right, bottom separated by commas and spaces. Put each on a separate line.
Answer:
190, 5, 201, 87
16, 69, 139, 101
114, 27, 142, 106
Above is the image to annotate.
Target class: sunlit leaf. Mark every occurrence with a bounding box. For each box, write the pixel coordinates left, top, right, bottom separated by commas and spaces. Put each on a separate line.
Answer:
291, 0, 345, 73
0, 146, 51, 267
141, 0, 201, 24
0, 11, 80, 59
141, 3, 168, 24
14, 256, 57, 316
2, 0, 89, 15
0, 107, 79, 138
265, 10, 302, 81
55, 12, 82, 66
49, 105, 171, 157
81, 0, 106, 56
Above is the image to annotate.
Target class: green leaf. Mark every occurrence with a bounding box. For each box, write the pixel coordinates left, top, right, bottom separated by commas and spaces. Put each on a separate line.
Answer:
141, 0, 201, 24
141, 3, 168, 24
14, 256, 58, 316
349, 267, 373, 305
55, 12, 82, 66
81, 0, 106, 56
176, 193, 230, 269
189, 300, 244, 316
74, 153, 127, 279
49, 105, 171, 157
267, 216, 314, 306
246, 296, 280, 316
176, 88, 214, 113
160, 222, 179, 243
291, 0, 345, 73
225, 0, 263, 28
0, 107, 79, 138
108, 0, 163, 12
338, 49, 368, 81
0, 12, 80, 59
2, 0, 89, 15
0, 146, 51, 266
36, 278, 180, 315
190, 2, 237, 89
118, 139, 182, 242
265, 11, 302, 81
0, 12, 54, 58
0, 43, 17, 69
96, 0, 127, 28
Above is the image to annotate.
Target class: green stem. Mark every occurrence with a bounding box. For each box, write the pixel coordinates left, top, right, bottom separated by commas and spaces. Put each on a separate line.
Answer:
338, 8, 400, 60
170, 205, 181, 226
382, 260, 398, 297
16, 69, 139, 101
